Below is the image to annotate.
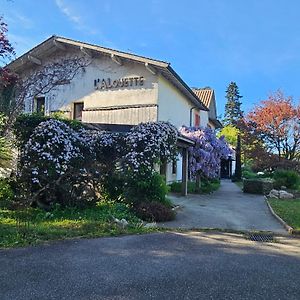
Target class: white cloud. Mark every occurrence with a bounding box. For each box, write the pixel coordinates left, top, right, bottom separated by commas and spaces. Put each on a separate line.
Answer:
54, 0, 101, 36
55, 0, 82, 26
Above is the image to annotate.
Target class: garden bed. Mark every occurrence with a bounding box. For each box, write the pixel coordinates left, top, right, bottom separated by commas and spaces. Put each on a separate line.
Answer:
268, 198, 300, 232
0, 202, 156, 248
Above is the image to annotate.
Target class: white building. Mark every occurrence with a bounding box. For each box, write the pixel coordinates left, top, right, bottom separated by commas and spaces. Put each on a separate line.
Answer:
8, 36, 222, 187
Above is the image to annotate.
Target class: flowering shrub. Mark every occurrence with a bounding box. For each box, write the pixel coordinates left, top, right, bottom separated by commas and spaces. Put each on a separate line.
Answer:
13, 113, 84, 149
93, 131, 125, 201
123, 121, 178, 176
17, 119, 178, 208
19, 119, 93, 207
21, 119, 83, 183
180, 126, 232, 179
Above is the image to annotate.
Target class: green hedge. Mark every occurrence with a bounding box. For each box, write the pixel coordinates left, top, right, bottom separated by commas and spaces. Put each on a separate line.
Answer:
243, 178, 274, 195
273, 169, 300, 189
0, 178, 14, 208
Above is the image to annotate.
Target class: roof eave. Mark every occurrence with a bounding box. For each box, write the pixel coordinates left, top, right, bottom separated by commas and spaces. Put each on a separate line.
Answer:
209, 118, 223, 129
166, 66, 209, 111
7, 36, 208, 112
6, 35, 57, 72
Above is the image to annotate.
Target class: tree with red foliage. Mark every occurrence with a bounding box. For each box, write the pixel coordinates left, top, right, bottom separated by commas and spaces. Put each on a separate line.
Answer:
247, 90, 300, 161
0, 16, 16, 88
0, 17, 14, 60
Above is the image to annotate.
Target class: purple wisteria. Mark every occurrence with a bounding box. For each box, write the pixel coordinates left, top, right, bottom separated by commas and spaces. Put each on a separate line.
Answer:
180, 126, 232, 179
18, 119, 179, 206
123, 121, 178, 175
21, 119, 84, 187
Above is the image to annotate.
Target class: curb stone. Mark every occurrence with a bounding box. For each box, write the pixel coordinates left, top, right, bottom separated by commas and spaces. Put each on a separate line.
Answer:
264, 196, 300, 235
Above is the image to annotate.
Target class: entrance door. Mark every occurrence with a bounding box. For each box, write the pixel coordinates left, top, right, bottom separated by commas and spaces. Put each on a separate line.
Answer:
221, 159, 230, 178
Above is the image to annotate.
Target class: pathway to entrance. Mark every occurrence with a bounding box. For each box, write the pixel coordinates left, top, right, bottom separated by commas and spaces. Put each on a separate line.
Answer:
160, 180, 286, 233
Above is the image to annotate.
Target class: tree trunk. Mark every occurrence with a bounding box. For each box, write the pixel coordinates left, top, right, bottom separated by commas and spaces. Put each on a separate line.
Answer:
234, 134, 242, 180
195, 174, 201, 193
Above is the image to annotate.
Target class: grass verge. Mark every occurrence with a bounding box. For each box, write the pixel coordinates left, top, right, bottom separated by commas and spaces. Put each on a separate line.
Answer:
0, 201, 157, 249
169, 179, 220, 194
268, 198, 300, 231
234, 181, 243, 190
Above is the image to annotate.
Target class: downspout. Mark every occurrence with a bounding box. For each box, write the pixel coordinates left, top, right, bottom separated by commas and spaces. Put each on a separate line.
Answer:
190, 106, 197, 127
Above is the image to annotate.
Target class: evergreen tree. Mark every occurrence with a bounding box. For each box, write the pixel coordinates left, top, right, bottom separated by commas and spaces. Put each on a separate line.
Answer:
223, 82, 243, 126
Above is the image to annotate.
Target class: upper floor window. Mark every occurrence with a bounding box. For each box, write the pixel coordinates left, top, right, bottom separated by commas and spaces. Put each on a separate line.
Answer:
74, 102, 84, 121
35, 97, 45, 115
194, 113, 200, 127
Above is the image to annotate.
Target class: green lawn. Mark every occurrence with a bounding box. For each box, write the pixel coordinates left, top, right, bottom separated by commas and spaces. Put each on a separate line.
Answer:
268, 198, 300, 230
169, 179, 220, 194
0, 201, 156, 248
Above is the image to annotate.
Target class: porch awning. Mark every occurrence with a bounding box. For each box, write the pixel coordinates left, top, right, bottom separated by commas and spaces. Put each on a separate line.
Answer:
83, 122, 195, 148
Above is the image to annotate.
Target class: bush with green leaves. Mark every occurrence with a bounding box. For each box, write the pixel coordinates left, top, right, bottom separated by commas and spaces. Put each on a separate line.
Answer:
0, 178, 14, 208
243, 178, 274, 194
273, 169, 300, 189
16, 118, 178, 210
13, 113, 83, 149
0, 113, 12, 168
242, 170, 258, 179
124, 172, 169, 205
99, 122, 178, 205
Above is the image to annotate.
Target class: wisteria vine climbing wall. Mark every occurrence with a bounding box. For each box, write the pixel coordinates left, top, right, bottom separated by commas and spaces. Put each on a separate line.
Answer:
180, 126, 232, 179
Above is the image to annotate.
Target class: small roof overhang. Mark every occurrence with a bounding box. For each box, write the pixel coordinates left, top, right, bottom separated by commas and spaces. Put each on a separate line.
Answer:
177, 135, 195, 148
83, 122, 133, 133
83, 122, 195, 148
209, 118, 223, 129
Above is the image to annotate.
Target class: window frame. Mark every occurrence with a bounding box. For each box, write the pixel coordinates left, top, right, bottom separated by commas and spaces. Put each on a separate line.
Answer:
73, 102, 84, 121
35, 96, 45, 115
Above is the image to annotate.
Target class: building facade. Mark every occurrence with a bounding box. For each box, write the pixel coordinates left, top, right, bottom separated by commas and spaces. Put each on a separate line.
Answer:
9, 36, 223, 183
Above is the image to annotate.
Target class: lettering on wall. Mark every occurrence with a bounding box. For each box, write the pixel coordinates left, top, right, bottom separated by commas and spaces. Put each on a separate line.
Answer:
94, 76, 145, 90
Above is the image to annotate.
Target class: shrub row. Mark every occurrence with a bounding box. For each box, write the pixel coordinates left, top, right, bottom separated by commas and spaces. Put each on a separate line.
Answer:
243, 178, 274, 195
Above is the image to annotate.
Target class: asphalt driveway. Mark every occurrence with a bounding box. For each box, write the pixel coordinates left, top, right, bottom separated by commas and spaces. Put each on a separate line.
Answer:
1, 232, 300, 299
161, 180, 285, 233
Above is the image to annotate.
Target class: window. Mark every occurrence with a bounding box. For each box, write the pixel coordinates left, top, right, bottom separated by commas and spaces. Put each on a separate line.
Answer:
74, 103, 84, 121
35, 97, 45, 115
194, 113, 200, 127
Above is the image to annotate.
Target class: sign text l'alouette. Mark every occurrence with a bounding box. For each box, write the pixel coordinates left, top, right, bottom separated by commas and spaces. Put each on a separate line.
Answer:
94, 76, 145, 90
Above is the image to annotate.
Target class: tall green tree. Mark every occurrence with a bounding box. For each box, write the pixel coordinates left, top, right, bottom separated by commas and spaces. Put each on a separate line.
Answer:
222, 82, 243, 179
223, 82, 243, 126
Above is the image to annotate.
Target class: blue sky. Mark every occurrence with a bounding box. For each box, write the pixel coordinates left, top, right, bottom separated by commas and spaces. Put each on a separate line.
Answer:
2, 0, 300, 117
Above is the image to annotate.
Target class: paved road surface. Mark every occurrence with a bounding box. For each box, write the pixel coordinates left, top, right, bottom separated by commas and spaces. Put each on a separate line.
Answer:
1, 232, 300, 299
161, 180, 285, 233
